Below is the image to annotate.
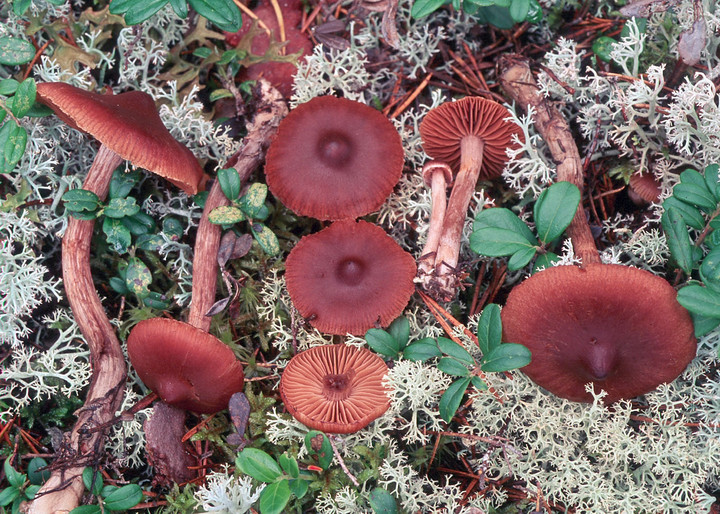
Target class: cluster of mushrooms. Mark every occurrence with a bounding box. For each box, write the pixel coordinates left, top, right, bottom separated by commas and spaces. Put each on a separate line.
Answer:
30, 75, 699, 510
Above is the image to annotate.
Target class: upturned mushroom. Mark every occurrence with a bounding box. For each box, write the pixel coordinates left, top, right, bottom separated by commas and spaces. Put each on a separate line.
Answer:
30, 83, 204, 513
279, 344, 391, 433
498, 56, 696, 404
416, 160, 453, 280
265, 95, 405, 220
285, 219, 416, 335
419, 97, 522, 299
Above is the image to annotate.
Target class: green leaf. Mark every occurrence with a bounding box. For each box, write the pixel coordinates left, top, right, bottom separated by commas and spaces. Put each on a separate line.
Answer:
258, 480, 291, 514
70, 506, 102, 514
82, 468, 104, 496
125, 257, 152, 298
103, 484, 143, 510
509, 0, 529, 22
239, 183, 269, 218
704, 163, 720, 202
437, 357, 470, 376
251, 223, 280, 256
114, 0, 169, 24
533, 251, 559, 272
11, 78, 36, 118
674, 169, 718, 212
592, 36, 617, 63
27, 458, 49, 486
24, 484, 40, 500
411, 0, 446, 18
662, 197, 705, 230
436, 337, 474, 365
237, 448, 282, 483
288, 478, 309, 499
366, 328, 400, 358
193, 47, 213, 59
476, 303, 502, 355
470, 225, 537, 257
4, 460, 24, 489
507, 246, 537, 270
0, 487, 21, 507
188, 0, 242, 32
168, 0, 189, 18
689, 311, 720, 338
209, 205, 246, 225
533, 182, 580, 244
143, 291, 171, 310
439, 377, 471, 423
63, 188, 102, 213
109, 168, 140, 199
661, 207, 696, 274
481, 343, 531, 372
402, 338, 442, 362
103, 218, 132, 254
473, 207, 536, 241
700, 246, 720, 292
278, 453, 299, 479
13, 0, 32, 15
136, 234, 164, 251
121, 211, 155, 236
304, 431, 333, 470
217, 167, 241, 201
109, 276, 129, 295
476, 5, 515, 29
525, 0, 543, 22
0, 79, 19, 96
387, 317, 410, 350
368, 487, 398, 514
4, 123, 27, 167
162, 217, 184, 239
104, 197, 140, 219
0, 37, 35, 66
677, 284, 720, 318
471, 376, 488, 390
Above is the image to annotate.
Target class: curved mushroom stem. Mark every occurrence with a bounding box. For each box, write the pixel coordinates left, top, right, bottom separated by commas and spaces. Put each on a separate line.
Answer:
430, 136, 485, 298
30, 144, 127, 514
187, 80, 288, 331
417, 161, 452, 278
498, 56, 601, 265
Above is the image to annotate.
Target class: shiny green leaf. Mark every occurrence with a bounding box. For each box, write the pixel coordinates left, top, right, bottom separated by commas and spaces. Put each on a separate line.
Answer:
0, 37, 35, 66
436, 337, 474, 365
481, 343, 531, 372
366, 328, 400, 358
4, 123, 27, 167
104, 197, 140, 219
387, 317, 410, 350
662, 207, 696, 274
369, 487, 398, 514
63, 188, 101, 213
258, 480, 291, 514
507, 245, 537, 270
402, 338, 441, 362
237, 448, 282, 483
289, 478, 309, 499
251, 223, 279, 256
533, 182, 580, 244
509, 0, 529, 22
109, 168, 140, 199
476, 303, 501, 355
305, 431, 332, 469
240, 183, 268, 218
439, 377, 471, 423
82, 468, 104, 496
11, 78, 36, 118
661, 197, 704, 230
188, 0, 242, 31
209, 205, 246, 225
218, 167, 241, 201
677, 283, 720, 318
125, 257, 152, 298
410, 0, 446, 18
103, 484, 143, 511
278, 453, 299, 479
437, 357, 470, 376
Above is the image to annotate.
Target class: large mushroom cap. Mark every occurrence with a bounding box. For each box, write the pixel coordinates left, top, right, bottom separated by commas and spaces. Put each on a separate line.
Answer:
279, 344, 390, 433
285, 220, 416, 335
419, 97, 521, 180
127, 318, 245, 413
502, 263, 697, 404
36, 82, 203, 195
265, 96, 405, 220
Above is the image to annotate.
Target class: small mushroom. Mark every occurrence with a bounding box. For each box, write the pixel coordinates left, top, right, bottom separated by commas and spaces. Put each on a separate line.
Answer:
265, 96, 405, 220
279, 344, 390, 433
501, 263, 696, 404
416, 160, 453, 279
419, 97, 522, 297
127, 318, 246, 414
29, 83, 204, 513
628, 171, 662, 205
285, 219, 416, 335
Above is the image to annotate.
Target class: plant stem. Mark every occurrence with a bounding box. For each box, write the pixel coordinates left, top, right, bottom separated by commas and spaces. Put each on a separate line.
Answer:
30, 145, 127, 514
498, 56, 601, 265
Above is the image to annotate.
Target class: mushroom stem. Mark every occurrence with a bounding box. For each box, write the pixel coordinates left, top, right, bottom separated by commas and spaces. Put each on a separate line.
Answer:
417, 161, 452, 277
433, 136, 485, 281
30, 144, 127, 514
498, 56, 601, 265
187, 80, 288, 331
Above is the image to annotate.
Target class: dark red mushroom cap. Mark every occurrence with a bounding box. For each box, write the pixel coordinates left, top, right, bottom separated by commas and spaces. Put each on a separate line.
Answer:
36, 82, 203, 195
419, 97, 521, 180
501, 263, 697, 404
285, 220, 416, 335
279, 344, 390, 433
629, 171, 662, 204
127, 318, 245, 413
265, 96, 405, 220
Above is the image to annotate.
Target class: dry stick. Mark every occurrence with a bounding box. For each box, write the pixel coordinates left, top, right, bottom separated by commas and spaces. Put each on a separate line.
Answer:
30, 146, 127, 514
187, 80, 288, 331
498, 55, 601, 265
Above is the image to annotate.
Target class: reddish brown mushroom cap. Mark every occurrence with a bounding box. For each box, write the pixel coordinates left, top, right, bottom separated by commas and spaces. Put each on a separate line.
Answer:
36, 82, 203, 195
419, 97, 521, 180
285, 220, 416, 335
279, 344, 391, 433
629, 171, 662, 203
501, 263, 697, 404
265, 96, 405, 220
127, 318, 245, 414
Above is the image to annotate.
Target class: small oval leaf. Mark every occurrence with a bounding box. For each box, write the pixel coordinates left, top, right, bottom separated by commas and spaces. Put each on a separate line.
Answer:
439, 377, 472, 423
481, 343, 531, 372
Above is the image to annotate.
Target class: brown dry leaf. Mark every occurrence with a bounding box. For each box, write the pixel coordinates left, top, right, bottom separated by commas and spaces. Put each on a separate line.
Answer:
678, 17, 706, 66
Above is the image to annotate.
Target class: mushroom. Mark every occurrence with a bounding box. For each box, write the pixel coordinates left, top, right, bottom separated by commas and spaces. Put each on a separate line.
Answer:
628, 171, 662, 205
279, 344, 390, 433
419, 97, 522, 298
416, 160, 453, 280
127, 318, 246, 414
501, 263, 696, 404
265, 96, 405, 220
285, 219, 416, 335
29, 83, 203, 513
498, 56, 697, 404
